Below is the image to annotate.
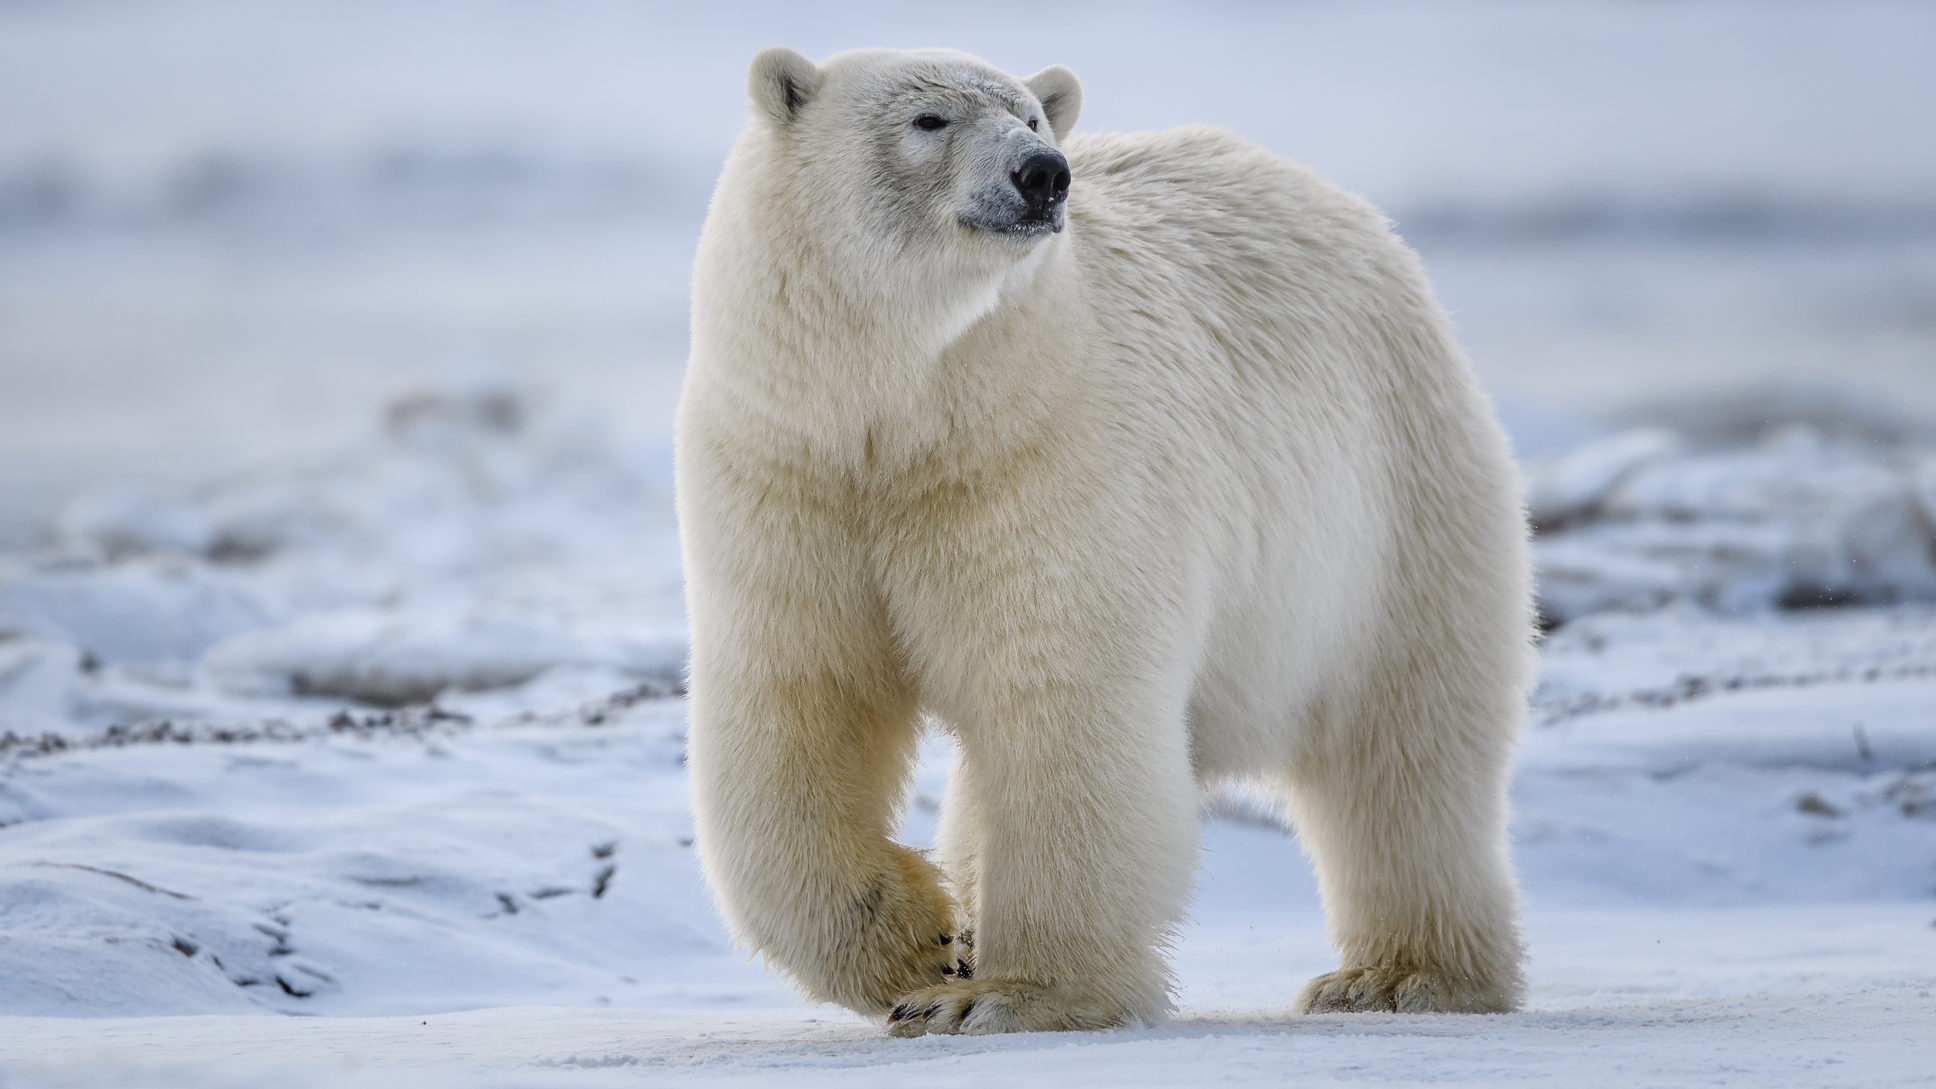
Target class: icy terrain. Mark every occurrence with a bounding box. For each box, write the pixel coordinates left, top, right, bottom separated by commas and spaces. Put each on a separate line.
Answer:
2, 388, 1933, 1086
4, 1, 1936, 1085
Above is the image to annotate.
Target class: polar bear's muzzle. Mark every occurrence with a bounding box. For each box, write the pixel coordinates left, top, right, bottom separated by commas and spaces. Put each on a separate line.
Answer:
959, 146, 1071, 239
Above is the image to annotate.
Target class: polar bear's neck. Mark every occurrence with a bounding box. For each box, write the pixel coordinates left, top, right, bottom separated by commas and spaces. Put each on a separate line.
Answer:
764, 217, 1063, 366
697, 223, 1073, 456
914, 240, 1056, 360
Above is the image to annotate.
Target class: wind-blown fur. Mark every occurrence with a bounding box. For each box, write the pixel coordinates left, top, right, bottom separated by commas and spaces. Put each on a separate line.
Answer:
677, 46, 1533, 1036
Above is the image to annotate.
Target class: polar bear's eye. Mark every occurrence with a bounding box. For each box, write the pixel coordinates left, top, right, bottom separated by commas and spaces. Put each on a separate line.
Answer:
913, 114, 949, 132
1028, 117, 1039, 132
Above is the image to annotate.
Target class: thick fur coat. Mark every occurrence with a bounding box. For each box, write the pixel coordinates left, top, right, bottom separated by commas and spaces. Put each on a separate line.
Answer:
676, 46, 1533, 1036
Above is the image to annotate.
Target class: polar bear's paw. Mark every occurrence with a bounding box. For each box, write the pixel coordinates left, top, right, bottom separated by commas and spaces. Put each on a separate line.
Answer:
829, 846, 966, 1014
884, 978, 1127, 1037
1295, 964, 1515, 1015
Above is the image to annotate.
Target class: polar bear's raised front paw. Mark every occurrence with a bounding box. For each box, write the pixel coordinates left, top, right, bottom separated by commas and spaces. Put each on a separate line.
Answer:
1295, 964, 1515, 1015
884, 978, 1128, 1037
829, 845, 965, 1015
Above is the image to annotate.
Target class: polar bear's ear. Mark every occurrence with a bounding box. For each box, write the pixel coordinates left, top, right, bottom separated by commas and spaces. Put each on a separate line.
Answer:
1023, 65, 1082, 137
748, 47, 822, 127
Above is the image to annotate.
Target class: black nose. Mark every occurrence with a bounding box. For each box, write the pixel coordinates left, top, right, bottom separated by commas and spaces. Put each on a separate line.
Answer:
1011, 149, 1071, 210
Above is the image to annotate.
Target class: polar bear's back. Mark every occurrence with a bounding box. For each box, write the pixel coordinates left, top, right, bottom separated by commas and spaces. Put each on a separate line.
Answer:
1063, 125, 1440, 378
1059, 123, 1491, 524
1058, 125, 1472, 467
1065, 125, 1394, 256
1062, 123, 1503, 489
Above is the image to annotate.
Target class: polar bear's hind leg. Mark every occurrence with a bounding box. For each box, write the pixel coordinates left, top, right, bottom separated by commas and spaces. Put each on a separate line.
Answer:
1284, 641, 1528, 1015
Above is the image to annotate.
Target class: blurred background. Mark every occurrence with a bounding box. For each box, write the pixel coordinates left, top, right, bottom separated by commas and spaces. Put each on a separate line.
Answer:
5, 0, 1934, 537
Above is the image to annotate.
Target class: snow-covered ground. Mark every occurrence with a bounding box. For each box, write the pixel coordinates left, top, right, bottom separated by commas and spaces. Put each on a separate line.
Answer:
3, 590, 1935, 1085
2, 393, 1932, 1087
5, 1, 1936, 1085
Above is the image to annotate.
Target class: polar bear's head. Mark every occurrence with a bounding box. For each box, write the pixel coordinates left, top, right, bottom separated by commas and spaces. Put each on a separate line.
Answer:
742, 47, 1082, 274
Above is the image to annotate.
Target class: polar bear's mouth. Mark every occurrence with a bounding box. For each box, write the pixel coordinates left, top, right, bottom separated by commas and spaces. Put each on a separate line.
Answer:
1005, 212, 1064, 236
959, 206, 1065, 239
1000, 220, 1061, 238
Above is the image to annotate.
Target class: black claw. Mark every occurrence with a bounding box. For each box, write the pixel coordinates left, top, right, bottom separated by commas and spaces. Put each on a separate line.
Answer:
889, 1003, 909, 1021
936, 933, 953, 946
956, 959, 973, 980
958, 997, 978, 1024
922, 1001, 943, 1019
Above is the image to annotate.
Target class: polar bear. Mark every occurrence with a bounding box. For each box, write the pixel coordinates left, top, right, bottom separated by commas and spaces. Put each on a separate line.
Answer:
676, 46, 1532, 1036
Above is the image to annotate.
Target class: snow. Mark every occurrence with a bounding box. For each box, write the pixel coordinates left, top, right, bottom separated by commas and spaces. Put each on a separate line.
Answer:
3, 661, 1935, 1083
5, 1, 1936, 1084
1531, 426, 1936, 624
0, 387, 686, 735
4, 979, 1936, 1089
3, 406, 1934, 1083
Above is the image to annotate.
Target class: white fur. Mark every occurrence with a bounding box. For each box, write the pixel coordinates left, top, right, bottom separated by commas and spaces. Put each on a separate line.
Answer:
677, 47, 1533, 1035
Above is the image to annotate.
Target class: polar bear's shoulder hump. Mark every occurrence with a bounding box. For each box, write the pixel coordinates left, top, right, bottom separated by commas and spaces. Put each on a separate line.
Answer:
1065, 126, 1392, 250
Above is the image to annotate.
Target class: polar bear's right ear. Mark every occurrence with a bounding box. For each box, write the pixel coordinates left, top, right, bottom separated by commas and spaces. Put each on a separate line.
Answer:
748, 47, 822, 127
1024, 65, 1082, 138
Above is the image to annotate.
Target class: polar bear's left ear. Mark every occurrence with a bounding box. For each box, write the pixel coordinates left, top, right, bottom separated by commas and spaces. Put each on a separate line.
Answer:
748, 46, 822, 127
1023, 65, 1082, 138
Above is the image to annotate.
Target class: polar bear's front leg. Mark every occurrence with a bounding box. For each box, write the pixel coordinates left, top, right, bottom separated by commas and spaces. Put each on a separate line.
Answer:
681, 448, 966, 1015
888, 686, 1198, 1036
686, 618, 967, 1015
